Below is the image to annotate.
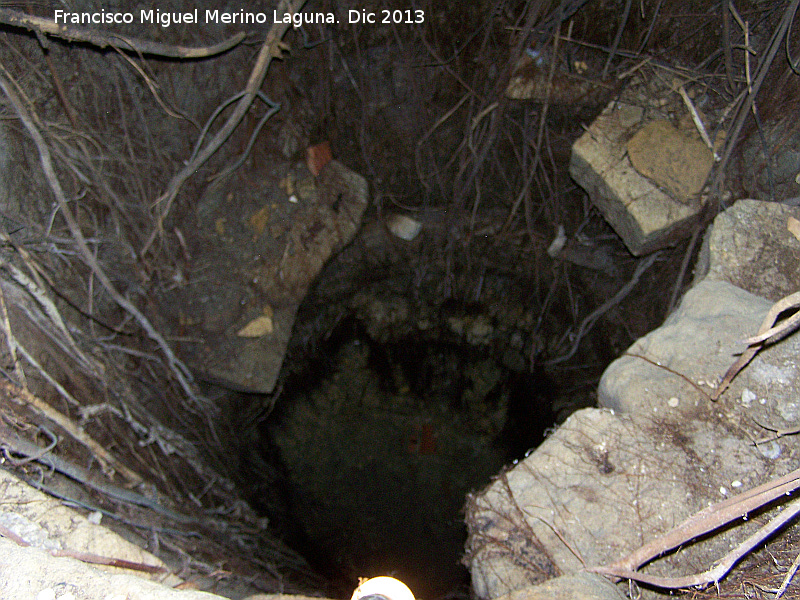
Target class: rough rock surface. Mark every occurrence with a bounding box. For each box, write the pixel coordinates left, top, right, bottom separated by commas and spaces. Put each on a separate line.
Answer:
0, 538, 220, 600
0, 468, 208, 599
465, 199, 800, 600
149, 159, 368, 393
599, 278, 800, 428
626, 120, 713, 201
694, 198, 800, 301
490, 573, 625, 600
464, 404, 795, 599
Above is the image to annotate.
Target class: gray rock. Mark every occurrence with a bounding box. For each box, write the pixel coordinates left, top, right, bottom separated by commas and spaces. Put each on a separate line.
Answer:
695, 199, 800, 301
0, 537, 223, 600
598, 279, 770, 416
465, 406, 796, 600
467, 199, 800, 600
151, 160, 369, 393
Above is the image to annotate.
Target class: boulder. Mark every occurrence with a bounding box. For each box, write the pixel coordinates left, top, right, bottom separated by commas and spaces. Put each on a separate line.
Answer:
466, 199, 800, 599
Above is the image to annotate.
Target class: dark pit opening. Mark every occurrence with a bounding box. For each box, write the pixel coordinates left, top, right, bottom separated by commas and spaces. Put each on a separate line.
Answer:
222, 191, 675, 598
237, 312, 561, 599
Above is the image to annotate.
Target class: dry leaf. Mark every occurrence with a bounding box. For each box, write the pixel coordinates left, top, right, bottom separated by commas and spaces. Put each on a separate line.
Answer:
237, 315, 274, 338
237, 305, 275, 338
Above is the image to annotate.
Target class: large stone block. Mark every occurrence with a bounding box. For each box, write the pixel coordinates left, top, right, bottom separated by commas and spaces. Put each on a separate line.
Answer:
570, 103, 711, 255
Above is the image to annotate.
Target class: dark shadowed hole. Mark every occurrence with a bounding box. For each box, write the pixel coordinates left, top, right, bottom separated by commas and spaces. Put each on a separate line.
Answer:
238, 315, 558, 599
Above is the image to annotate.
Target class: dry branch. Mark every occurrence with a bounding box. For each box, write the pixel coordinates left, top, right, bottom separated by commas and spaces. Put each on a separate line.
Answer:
712, 290, 800, 399
711, 0, 800, 194
546, 253, 660, 365
0, 8, 245, 59
0, 414, 198, 522
590, 466, 800, 589
0, 379, 142, 485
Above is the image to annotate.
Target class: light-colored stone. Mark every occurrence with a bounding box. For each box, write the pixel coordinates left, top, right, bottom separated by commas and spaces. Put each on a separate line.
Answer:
569, 104, 707, 255
0, 538, 221, 600
467, 198, 800, 600
0, 469, 177, 585
465, 405, 798, 600
598, 279, 772, 416
386, 213, 423, 241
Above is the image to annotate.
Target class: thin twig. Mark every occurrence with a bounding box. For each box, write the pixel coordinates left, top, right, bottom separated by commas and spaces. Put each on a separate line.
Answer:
776, 548, 800, 598
0, 379, 142, 484
723, 1, 736, 92
592, 496, 800, 590
624, 352, 712, 401
712, 290, 800, 400
208, 94, 282, 183
711, 0, 800, 195
0, 273, 25, 387
591, 467, 800, 588
752, 418, 800, 445
0, 418, 193, 523
503, 13, 562, 231
741, 291, 800, 345
667, 226, 701, 315
601, 0, 632, 79
546, 253, 660, 365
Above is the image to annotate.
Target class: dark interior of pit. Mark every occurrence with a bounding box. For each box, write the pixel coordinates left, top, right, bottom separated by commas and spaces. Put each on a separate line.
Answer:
1, 0, 798, 598
224, 197, 679, 599
243, 316, 558, 598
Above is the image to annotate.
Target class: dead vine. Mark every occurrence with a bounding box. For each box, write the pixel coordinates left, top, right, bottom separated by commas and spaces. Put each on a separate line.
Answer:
0, 67, 207, 411
711, 0, 800, 198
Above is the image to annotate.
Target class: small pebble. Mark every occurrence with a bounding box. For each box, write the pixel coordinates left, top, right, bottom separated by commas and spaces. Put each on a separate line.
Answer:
741, 389, 756, 406
719, 487, 728, 496
36, 591, 56, 600
758, 440, 781, 459
731, 480, 742, 488
668, 397, 679, 407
